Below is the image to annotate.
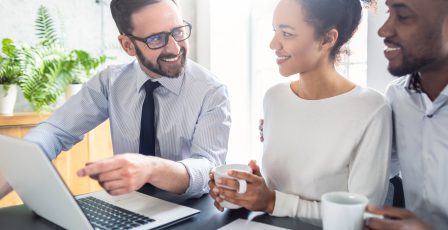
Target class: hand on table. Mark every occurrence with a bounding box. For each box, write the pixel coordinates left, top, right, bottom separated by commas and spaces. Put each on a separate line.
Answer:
77, 153, 155, 196
364, 206, 433, 230
208, 160, 275, 213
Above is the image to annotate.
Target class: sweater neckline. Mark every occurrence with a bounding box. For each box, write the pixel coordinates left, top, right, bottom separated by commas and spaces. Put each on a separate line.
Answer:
286, 82, 361, 103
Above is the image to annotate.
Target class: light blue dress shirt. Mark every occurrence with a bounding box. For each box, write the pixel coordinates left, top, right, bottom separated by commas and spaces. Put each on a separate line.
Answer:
24, 59, 231, 198
386, 75, 448, 229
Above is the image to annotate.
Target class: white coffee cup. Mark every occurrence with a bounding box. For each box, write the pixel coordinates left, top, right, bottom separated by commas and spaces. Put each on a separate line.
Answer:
213, 164, 252, 209
321, 191, 383, 230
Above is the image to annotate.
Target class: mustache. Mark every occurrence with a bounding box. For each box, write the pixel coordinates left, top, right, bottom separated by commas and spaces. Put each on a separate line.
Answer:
158, 48, 185, 60
384, 38, 401, 48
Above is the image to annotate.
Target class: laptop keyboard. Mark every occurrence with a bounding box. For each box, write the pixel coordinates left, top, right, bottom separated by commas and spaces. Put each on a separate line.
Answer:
77, 196, 155, 230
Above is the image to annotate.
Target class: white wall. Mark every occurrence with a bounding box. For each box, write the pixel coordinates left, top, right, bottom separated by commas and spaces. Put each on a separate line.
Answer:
367, 5, 395, 93
0, 0, 197, 111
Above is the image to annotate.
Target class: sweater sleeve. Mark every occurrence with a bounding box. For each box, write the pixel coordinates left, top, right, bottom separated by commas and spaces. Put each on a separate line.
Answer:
348, 103, 392, 206
272, 190, 321, 225
271, 103, 392, 224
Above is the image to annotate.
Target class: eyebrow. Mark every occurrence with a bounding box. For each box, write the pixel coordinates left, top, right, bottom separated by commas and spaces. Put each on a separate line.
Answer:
390, 3, 409, 9
385, 0, 410, 9
143, 24, 187, 39
275, 24, 295, 30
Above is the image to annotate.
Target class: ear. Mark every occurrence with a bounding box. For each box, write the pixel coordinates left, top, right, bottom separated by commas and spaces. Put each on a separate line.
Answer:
118, 34, 137, 56
321, 28, 338, 51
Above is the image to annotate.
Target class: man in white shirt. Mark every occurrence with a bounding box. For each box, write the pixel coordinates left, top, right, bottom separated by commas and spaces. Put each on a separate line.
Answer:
0, 0, 230, 200
365, 0, 448, 229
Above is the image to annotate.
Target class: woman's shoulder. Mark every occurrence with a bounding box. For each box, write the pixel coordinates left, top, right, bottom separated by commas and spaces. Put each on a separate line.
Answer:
348, 86, 390, 113
264, 82, 290, 98
352, 86, 387, 104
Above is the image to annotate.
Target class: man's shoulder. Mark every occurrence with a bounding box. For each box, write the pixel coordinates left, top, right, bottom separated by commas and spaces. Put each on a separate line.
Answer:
387, 76, 409, 90
185, 60, 224, 88
385, 76, 410, 102
99, 62, 135, 81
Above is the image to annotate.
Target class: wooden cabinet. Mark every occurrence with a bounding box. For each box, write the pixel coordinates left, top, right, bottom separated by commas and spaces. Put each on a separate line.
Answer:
0, 113, 113, 208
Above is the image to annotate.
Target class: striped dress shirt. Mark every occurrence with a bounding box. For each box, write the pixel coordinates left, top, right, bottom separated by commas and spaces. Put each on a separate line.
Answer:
24, 59, 231, 198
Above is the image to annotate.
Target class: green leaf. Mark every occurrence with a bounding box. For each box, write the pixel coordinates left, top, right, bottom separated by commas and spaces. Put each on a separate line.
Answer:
35, 5, 59, 46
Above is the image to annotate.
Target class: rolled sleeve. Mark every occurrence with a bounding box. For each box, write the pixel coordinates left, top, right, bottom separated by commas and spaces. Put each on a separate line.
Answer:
179, 158, 214, 198
179, 85, 230, 197
24, 73, 110, 160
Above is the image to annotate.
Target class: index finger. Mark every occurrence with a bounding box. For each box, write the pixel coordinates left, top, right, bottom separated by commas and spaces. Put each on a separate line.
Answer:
77, 157, 121, 177
367, 206, 414, 219
365, 217, 402, 230
228, 170, 256, 183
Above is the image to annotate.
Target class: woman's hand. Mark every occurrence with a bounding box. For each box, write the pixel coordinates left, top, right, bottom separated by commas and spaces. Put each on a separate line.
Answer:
208, 168, 225, 211
211, 160, 276, 213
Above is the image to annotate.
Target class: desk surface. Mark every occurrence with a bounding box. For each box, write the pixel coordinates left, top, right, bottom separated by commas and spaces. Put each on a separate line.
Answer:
0, 186, 321, 230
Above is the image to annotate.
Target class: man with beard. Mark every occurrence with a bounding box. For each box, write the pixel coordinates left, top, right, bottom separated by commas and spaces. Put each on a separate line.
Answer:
0, 0, 230, 199
365, 0, 448, 229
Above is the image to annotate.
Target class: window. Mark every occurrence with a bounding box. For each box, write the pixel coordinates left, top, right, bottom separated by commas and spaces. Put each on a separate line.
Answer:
201, 0, 369, 164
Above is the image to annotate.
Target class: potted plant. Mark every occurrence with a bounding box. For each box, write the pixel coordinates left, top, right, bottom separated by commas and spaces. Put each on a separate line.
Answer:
64, 50, 106, 99
0, 38, 22, 115
18, 5, 72, 112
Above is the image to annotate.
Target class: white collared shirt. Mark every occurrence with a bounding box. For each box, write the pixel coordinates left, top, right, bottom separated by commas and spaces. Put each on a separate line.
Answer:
386, 75, 448, 229
25, 59, 231, 198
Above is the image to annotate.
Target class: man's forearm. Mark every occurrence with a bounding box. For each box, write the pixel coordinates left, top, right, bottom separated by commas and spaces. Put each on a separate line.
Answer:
148, 158, 190, 194
0, 175, 13, 199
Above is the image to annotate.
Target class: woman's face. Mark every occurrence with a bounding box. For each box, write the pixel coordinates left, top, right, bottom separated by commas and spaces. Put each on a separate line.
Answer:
270, 0, 324, 77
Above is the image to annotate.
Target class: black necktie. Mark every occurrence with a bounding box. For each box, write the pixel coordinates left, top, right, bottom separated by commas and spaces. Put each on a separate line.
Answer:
139, 80, 160, 156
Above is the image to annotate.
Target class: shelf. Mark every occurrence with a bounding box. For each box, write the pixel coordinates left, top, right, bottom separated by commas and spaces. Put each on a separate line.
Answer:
0, 112, 51, 127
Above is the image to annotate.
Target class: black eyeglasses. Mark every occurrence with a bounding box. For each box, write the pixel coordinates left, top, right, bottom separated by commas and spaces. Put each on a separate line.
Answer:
126, 21, 192, 50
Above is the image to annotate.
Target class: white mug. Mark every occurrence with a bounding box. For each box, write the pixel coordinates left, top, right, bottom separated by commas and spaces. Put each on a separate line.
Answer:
214, 164, 252, 209
321, 191, 383, 230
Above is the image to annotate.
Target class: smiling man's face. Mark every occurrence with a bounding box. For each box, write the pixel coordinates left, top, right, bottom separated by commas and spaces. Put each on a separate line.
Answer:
378, 0, 448, 76
129, 0, 188, 78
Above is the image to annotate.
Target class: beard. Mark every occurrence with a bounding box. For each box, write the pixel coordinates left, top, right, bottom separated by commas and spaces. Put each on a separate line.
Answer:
388, 49, 436, 77
135, 45, 187, 78
386, 31, 440, 77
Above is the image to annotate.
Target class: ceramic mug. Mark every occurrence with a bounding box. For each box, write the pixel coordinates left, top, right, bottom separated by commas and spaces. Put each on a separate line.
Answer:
214, 164, 252, 209
321, 191, 383, 230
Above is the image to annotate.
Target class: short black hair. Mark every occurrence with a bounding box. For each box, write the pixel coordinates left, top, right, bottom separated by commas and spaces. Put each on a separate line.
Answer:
110, 0, 177, 35
297, 0, 376, 61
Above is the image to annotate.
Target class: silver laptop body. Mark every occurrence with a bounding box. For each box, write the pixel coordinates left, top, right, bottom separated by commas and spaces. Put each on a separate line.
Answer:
0, 135, 199, 230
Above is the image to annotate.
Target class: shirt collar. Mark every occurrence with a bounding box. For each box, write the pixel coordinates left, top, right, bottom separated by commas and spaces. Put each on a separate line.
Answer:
134, 60, 186, 96
404, 72, 448, 97
405, 72, 423, 94
440, 83, 448, 97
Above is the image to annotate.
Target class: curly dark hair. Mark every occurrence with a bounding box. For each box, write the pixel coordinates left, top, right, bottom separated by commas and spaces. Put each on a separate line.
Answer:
297, 0, 376, 61
110, 0, 177, 35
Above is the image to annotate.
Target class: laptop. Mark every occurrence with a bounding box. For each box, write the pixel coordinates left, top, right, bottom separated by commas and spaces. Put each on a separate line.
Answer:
0, 135, 199, 230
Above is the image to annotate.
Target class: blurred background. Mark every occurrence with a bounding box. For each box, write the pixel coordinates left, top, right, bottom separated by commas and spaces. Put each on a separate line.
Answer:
0, 0, 394, 164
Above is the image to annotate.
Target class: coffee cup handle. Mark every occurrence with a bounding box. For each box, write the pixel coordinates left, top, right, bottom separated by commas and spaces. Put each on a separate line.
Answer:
363, 212, 384, 220
237, 179, 247, 194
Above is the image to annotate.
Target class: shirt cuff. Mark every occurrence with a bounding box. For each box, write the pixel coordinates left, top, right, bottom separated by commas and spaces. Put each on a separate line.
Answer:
178, 157, 213, 198
272, 190, 300, 217
24, 123, 61, 160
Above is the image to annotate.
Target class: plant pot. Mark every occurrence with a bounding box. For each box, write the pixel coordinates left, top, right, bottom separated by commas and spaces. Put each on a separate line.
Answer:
0, 84, 18, 115
65, 84, 83, 100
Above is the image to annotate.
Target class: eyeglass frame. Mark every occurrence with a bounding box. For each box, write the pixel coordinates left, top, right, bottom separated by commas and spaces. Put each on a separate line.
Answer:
125, 21, 192, 50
